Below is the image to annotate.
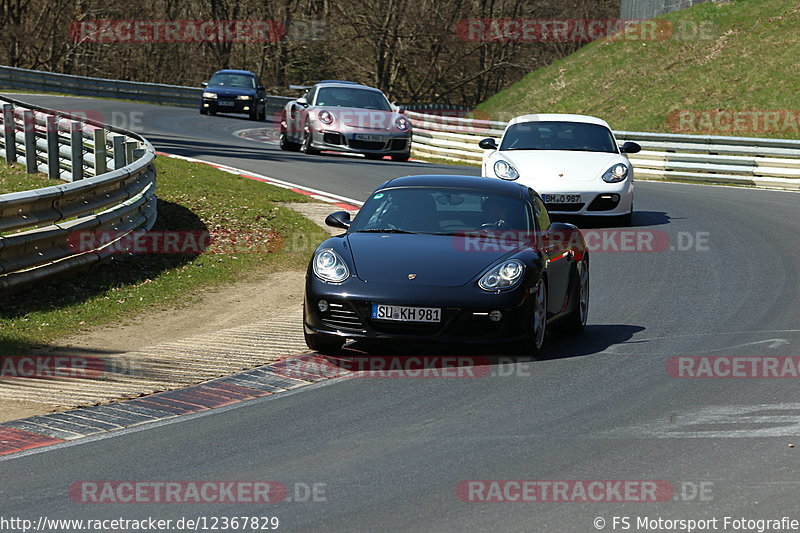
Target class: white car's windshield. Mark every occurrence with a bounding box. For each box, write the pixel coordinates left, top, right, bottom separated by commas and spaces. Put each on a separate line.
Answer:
315, 87, 392, 111
501, 121, 617, 153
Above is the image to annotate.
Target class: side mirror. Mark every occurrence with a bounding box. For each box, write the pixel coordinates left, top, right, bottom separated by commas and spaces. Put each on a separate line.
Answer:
479, 138, 498, 150
543, 222, 582, 255
620, 141, 641, 154
325, 211, 351, 229
257, 85, 265, 91
201, 81, 208, 88
296, 97, 309, 107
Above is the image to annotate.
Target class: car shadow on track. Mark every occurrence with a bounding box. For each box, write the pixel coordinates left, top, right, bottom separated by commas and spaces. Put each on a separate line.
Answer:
554, 211, 673, 228
331, 323, 645, 365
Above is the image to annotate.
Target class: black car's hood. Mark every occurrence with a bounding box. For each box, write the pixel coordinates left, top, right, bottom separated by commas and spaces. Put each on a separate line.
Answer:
346, 233, 516, 287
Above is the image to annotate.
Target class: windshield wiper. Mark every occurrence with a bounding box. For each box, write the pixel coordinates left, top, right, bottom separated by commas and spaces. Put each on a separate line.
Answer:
356, 228, 419, 234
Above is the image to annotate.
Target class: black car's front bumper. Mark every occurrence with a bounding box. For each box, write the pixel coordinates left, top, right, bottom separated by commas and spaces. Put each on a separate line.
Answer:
304, 275, 535, 344
201, 98, 259, 114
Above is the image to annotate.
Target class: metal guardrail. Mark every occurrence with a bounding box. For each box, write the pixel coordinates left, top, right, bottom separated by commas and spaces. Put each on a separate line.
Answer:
0, 65, 293, 116
0, 94, 157, 292
406, 111, 800, 190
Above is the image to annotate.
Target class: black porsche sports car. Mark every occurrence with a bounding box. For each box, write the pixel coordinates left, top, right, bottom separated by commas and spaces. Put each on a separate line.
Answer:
303, 175, 589, 354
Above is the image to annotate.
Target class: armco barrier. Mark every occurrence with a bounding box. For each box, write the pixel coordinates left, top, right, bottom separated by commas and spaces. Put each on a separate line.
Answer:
0, 94, 156, 293
406, 111, 800, 190
0, 65, 292, 114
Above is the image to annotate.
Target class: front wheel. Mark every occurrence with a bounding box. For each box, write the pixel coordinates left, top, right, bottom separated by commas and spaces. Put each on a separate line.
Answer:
280, 131, 301, 151
524, 279, 548, 355
304, 331, 345, 354
301, 120, 321, 155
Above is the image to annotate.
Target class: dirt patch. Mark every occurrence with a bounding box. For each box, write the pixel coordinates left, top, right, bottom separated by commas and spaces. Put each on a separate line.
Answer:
0, 202, 356, 423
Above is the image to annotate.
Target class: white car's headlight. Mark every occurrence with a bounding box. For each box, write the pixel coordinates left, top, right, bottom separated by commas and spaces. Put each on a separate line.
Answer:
493, 159, 519, 181
602, 163, 629, 183
237, 95, 252, 100
313, 248, 350, 283
479, 259, 525, 291
202, 92, 217, 99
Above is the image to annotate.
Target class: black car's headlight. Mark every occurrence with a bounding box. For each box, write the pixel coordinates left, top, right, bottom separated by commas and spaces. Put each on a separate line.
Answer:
479, 259, 525, 291
602, 163, 629, 183
202, 92, 217, 99
493, 159, 519, 181
237, 95, 253, 100
313, 248, 350, 283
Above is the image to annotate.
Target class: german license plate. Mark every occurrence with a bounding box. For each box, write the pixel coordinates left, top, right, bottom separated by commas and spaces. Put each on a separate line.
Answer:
543, 193, 582, 203
217, 100, 234, 107
355, 134, 384, 142
371, 304, 441, 323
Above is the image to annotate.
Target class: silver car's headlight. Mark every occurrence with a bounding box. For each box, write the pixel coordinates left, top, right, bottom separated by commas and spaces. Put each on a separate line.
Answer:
602, 163, 629, 183
202, 92, 217, 99
395, 116, 410, 131
313, 248, 350, 283
493, 159, 519, 181
479, 259, 525, 291
237, 95, 252, 100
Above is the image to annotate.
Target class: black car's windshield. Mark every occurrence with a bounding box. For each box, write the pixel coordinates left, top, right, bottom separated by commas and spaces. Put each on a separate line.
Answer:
500, 121, 617, 153
351, 187, 531, 235
315, 87, 391, 111
208, 73, 256, 89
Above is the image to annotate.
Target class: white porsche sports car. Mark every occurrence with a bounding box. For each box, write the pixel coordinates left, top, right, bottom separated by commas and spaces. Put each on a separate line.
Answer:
479, 114, 640, 225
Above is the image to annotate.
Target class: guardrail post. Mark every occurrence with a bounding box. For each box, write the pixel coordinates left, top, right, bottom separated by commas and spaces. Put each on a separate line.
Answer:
45, 115, 59, 179
23, 110, 36, 173
124, 141, 137, 165
112, 135, 126, 169
70, 121, 84, 181
3, 104, 16, 164
93, 128, 107, 175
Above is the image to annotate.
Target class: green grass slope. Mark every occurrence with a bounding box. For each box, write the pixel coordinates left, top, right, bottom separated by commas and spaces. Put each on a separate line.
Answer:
476, 0, 800, 138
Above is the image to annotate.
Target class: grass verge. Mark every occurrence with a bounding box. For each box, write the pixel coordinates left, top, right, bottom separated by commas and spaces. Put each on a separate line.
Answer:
0, 156, 327, 354
475, 0, 800, 139
0, 162, 54, 193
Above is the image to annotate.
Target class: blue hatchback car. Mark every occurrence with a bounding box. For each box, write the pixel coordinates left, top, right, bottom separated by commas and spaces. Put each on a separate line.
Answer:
200, 69, 266, 120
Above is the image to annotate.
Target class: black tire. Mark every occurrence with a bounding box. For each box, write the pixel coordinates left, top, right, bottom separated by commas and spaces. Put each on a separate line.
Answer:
560, 258, 589, 333
258, 105, 266, 121
522, 279, 547, 356
279, 131, 301, 151
304, 331, 345, 354
200, 108, 208, 115
391, 152, 411, 162
249, 108, 259, 121
208, 110, 216, 116
301, 120, 321, 155
364, 153, 384, 160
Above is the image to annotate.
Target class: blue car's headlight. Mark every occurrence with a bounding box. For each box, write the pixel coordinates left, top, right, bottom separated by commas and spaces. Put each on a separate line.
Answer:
479, 259, 525, 291
202, 92, 217, 99
313, 248, 350, 283
602, 163, 629, 183
493, 159, 519, 181
237, 95, 253, 100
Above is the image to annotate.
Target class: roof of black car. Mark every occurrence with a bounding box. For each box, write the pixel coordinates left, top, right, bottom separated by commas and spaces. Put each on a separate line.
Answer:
214, 69, 256, 76
380, 175, 527, 196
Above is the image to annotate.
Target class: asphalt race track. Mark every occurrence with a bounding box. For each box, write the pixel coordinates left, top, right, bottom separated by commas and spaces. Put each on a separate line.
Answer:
2, 95, 800, 532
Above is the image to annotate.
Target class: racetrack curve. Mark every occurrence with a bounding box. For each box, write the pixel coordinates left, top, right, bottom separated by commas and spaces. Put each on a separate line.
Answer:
2, 95, 800, 532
